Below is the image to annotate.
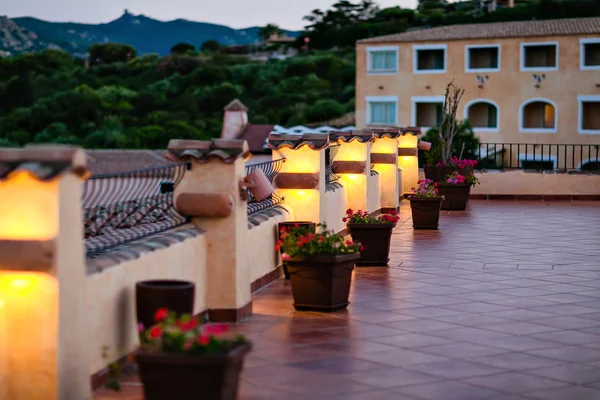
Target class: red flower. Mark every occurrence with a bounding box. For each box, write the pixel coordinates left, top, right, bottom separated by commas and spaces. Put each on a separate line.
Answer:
390, 210, 397, 216
359, 245, 365, 252
203, 324, 228, 335
153, 307, 169, 323
294, 223, 299, 228
149, 326, 161, 339
342, 217, 347, 222
297, 241, 304, 247
345, 240, 353, 246
197, 335, 209, 346
318, 236, 325, 242
177, 319, 198, 332
346, 208, 353, 215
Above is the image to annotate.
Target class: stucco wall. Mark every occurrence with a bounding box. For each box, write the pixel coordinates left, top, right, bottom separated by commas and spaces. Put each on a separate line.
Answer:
356, 34, 600, 147
367, 172, 381, 213
85, 230, 207, 375
247, 212, 289, 284
471, 170, 600, 195
323, 187, 347, 233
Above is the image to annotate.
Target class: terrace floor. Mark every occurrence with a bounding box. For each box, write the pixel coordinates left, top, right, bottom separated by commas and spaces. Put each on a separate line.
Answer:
95, 200, 600, 400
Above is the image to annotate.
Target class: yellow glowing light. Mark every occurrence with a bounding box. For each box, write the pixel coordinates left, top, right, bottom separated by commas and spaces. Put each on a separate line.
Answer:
345, 174, 358, 181
0, 171, 58, 240
297, 190, 306, 196
403, 157, 412, 161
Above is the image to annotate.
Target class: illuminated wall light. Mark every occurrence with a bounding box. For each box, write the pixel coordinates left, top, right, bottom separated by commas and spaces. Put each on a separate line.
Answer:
403, 156, 412, 161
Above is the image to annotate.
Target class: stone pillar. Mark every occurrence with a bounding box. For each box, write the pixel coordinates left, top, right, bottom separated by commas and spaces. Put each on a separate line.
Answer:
268, 134, 328, 224
398, 127, 422, 196
328, 131, 373, 213
167, 139, 251, 322
369, 129, 400, 212
0, 146, 90, 400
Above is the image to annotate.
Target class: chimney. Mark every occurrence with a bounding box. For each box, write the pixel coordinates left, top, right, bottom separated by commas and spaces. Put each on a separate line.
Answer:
221, 99, 248, 140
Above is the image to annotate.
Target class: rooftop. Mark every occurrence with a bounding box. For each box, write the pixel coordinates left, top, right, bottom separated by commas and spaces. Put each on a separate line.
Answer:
358, 17, 600, 44
95, 200, 600, 399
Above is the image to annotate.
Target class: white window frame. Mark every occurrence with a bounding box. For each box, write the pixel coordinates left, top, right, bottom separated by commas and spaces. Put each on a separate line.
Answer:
366, 96, 398, 126
411, 96, 445, 131
463, 98, 500, 133
412, 44, 447, 74
518, 153, 557, 169
580, 38, 600, 71
578, 95, 600, 135
520, 41, 559, 72
366, 46, 399, 75
518, 98, 558, 134
464, 44, 501, 73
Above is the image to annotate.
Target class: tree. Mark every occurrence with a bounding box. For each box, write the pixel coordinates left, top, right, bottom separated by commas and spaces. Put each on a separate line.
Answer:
307, 99, 345, 122
200, 40, 221, 53
258, 24, 282, 42
171, 42, 196, 54
88, 43, 137, 65
438, 81, 466, 164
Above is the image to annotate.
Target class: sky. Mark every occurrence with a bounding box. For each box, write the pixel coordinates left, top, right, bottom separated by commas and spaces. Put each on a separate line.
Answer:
5, 0, 418, 30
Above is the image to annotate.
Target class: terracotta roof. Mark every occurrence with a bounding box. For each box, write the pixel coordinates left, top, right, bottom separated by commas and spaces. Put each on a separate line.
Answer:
239, 124, 275, 153
224, 99, 249, 112
166, 139, 250, 163
358, 17, 600, 44
86, 150, 170, 176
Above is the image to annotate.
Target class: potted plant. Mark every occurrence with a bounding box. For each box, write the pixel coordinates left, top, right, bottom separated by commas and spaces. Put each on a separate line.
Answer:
277, 223, 361, 312
135, 308, 251, 400
277, 221, 316, 279
437, 171, 480, 210
136, 280, 195, 332
408, 179, 444, 230
343, 208, 399, 267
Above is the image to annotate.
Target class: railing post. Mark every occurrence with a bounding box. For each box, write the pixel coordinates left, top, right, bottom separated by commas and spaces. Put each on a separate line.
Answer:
268, 134, 328, 224
369, 129, 400, 212
329, 131, 374, 213
397, 128, 421, 196
166, 139, 251, 322
0, 146, 90, 399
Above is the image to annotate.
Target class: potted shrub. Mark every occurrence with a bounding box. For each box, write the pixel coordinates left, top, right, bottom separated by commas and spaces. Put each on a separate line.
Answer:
277, 221, 316, 279
437, 171, 480, 211
408, 179, 444, 230
277, 223, 361, 312
343, 208, 399, 267
135, 308, 251, 400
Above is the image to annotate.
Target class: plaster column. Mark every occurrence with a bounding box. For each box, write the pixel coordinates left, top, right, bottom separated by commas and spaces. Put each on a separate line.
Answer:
328, 131, 373, 213
0, 146, 90, 400
268, 134, 328, 225
167, 139, 251, 322
398, 128, 422, 196
369, 129, 401, 212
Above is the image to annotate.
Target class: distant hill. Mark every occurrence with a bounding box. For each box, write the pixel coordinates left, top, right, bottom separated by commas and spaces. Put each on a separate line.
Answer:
1, 10, 300, 57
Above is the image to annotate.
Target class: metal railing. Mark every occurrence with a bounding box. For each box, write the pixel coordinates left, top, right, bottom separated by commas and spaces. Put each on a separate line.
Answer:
476, 143, 600, 172
326, 144, 340, 187
245, 159, 285, 215
83, 163, 190, 257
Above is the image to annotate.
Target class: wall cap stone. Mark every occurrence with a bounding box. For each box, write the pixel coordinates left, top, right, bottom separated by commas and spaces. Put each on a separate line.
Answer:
268, 133, 329, 150
329, 130, 374, 143
166, 139, 250, 163
0, 145, 89, 181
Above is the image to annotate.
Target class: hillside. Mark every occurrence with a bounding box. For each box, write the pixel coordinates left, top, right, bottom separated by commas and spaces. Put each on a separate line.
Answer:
1, 10, 299, 56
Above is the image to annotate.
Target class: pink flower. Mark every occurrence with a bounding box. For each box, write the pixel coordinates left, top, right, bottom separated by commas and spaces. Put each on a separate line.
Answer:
281, 253, 291, 261
359, 245, 365, 251
203, 324, 228, 335
197, 335, 209, 346
137, 322, 144, 333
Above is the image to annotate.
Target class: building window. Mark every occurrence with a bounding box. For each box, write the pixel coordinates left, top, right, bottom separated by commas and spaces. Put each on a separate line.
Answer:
413, 45, 447, 74
366, 96, 398, 126
519, 99, 557, 133
580, 39, 600, 70
411, 96, 445, 131
580, 161, 600, 172
521, 160, 555, 171
465, 45, 500, 72
578, 95, 600, 135
520, 42, 558, 71
464, 100, 499, 131
367, 46, 398, 74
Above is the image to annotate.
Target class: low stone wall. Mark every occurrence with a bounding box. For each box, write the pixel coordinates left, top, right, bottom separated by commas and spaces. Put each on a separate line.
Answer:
368, 172, 381, 213
323, 185, 347, 233
471, 170, 600, 196
85, 226, 207, 376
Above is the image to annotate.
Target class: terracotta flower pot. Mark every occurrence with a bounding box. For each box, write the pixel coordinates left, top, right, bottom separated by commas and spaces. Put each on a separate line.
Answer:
136, 280, 195, 331
278, 221, 316, 280
348, 223, 394, 266
286, 253, 359, 312
135, 342, 252, 400
437, 184, 471, 210
408, 196, 444, 230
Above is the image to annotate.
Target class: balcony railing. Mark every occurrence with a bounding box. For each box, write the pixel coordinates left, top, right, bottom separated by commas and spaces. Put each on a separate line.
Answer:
326, 144, 340, 191
475, 143, 600, 172
245, 159, 285, 215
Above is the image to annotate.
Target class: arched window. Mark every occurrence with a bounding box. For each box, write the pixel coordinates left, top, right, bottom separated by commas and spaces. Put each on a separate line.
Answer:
580, 161, 600, 172
464, 99, 499, 131
519, 98, 557, 133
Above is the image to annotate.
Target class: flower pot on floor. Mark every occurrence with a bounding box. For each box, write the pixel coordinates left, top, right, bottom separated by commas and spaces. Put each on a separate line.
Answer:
348, 223, 394, 266
136, 280, 195, 330
408, 196, 444, 230
437, 184, 471, 210
278, 221, 316, 279
423, 165, 446, 182
287, 253, 359, 312
136, 342, 252, 400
